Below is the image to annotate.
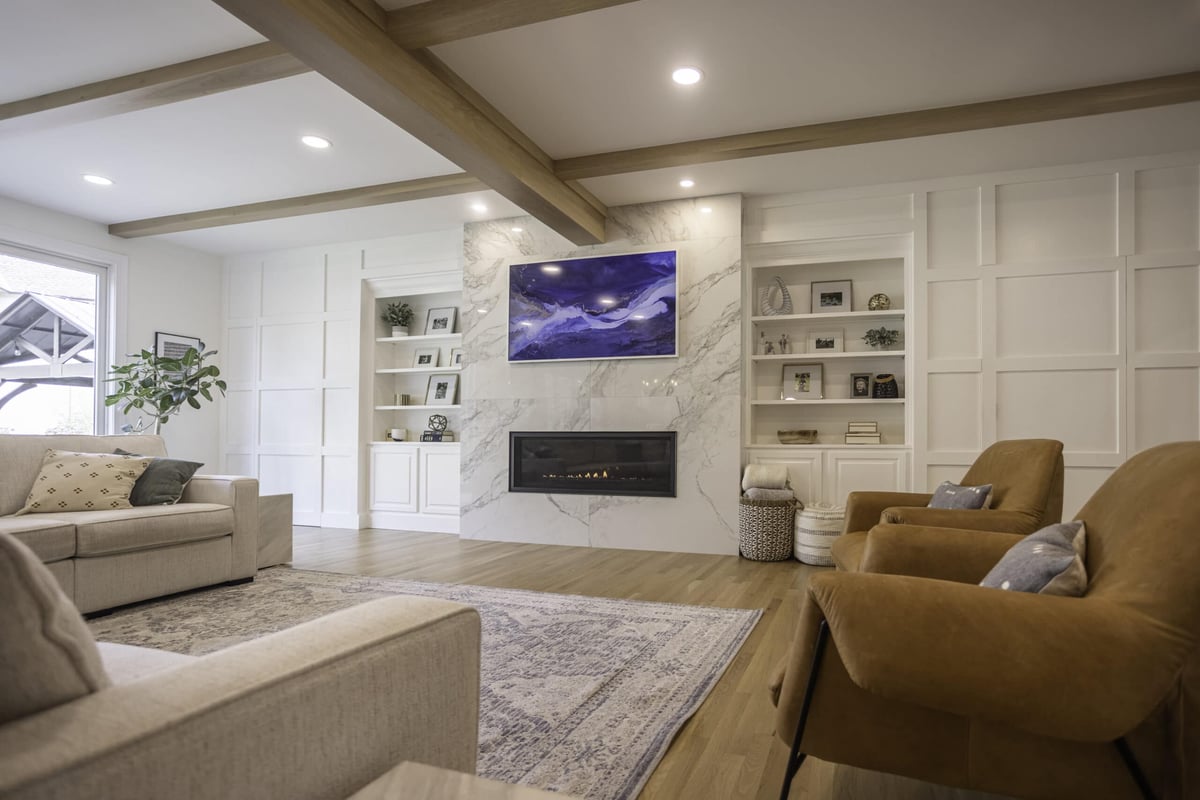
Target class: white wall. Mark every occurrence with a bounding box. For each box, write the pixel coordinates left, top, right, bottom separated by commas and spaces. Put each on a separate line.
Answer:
221, 228, 461, 526
0, 195, 223, 470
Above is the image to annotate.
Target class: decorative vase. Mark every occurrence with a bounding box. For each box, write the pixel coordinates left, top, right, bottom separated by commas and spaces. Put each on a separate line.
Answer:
391, 325, 409, 337
871, 374, 899, 399
868, 293, 891, 311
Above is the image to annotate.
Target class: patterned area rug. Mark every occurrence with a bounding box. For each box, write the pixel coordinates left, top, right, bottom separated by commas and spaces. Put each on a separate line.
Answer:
88, 568, 761, 800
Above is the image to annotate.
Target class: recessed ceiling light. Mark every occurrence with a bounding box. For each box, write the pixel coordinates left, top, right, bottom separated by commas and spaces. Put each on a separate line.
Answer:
477, 308, 488, 314
301, 135, 331, 149
82, 174, 113, 186
511, 226, 523, 233
679, 179, 695, 188
672, 66, 703, 86
470, 202, 488, 213
700, 206, 713, 214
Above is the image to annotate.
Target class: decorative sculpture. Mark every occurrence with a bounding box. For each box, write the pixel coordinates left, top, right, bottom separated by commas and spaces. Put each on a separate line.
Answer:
759, 276, 793, 316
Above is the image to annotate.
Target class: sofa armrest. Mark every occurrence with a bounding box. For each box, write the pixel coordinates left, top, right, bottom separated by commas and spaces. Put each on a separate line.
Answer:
859, 524, 1024, 583
808, 572, 1183, 742
879, 506, 1042, 534
182, 475, 258, 579
0, 596, 481, 800
842, 491, 933, 534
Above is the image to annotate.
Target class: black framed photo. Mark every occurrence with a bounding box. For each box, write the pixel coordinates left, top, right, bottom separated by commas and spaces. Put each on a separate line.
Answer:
810, 280, 852, 314
154, 331, 202, 359
425, 306, 458, 335
851, 372, 872, 398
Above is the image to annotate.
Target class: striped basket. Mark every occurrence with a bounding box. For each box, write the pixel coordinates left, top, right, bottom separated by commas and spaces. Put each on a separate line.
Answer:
738, 497, 797, 561
794, 503, 846, 566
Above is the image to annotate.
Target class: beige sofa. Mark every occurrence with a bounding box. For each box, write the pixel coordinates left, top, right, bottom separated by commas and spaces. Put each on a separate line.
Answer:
0, 434, 258, 613
0, 596, 481, 799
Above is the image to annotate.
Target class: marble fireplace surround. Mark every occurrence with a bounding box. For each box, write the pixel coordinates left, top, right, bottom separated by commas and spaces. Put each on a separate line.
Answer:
460, 195, 742, 555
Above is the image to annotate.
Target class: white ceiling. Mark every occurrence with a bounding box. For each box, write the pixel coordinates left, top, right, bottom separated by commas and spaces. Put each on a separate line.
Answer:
1, 0, 1199, 256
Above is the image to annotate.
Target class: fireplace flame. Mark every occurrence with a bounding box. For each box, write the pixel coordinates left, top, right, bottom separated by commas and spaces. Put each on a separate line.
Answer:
543, 469, 614, 480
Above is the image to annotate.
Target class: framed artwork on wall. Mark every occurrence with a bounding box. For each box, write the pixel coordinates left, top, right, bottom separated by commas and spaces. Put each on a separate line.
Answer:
851, 373, 872, 398
154, 331, 202, 359
413, 348, 439, 368
425, 374, 459, 405
810, 280, 852, 314
508, 250, 678, 362
782, 363, 823, 401
806, 329, 844, 353
425, 307, 458, 335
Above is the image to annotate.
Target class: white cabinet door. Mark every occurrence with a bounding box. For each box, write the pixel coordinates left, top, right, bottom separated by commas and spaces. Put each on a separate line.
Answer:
747, 450, 824, 506
370, 445, 419, 512
420, 447, 461, 516
825, 449, 909, 506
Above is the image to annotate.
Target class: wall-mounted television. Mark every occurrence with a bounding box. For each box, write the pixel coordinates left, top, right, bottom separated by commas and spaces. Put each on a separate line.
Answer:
508, 250, 678, 362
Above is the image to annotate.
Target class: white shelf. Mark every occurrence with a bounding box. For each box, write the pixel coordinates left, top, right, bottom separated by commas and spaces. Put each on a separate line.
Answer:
747, 443, 910, 450
751, 399, 905, 406
370, 440, 459, 446
376, 366, 463, 375
374, 404, 462, 411
376, 333, 462, 343
751, 351, 905, 361
751, 310, 904, 323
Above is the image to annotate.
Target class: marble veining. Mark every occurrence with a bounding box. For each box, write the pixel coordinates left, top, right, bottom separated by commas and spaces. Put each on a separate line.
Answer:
461, 195, 743, 555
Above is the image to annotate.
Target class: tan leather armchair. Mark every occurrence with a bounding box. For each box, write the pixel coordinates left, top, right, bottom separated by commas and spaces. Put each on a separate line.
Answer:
769, 441, 1200, 800
831, 438, 1064, 571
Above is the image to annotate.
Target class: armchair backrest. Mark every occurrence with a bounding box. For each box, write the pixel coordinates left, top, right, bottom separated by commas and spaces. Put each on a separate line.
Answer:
961, 439, 1064, 526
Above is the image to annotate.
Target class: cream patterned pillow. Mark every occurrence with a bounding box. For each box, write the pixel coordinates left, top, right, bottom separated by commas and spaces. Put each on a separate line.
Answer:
15, 450, 152, 515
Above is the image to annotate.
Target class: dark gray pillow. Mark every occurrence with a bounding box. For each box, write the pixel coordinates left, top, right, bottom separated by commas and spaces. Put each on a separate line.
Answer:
928, 481, 993, 510
114, 449, 203, 506
980, 521, 1088, 596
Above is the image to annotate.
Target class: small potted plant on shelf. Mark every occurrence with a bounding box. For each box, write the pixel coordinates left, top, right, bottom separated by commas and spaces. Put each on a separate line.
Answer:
863, 326, 901, 350
382, 302, 414, 337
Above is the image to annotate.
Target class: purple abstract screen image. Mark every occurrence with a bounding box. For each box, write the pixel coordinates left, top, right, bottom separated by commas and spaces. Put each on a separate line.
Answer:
508, 250, 677, 362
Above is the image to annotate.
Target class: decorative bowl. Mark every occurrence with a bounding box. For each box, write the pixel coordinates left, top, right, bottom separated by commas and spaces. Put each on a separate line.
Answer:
778, 429, 818, 445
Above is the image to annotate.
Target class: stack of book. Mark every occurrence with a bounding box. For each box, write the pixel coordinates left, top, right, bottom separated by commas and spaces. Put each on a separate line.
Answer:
845, 421, 881, 445
421, 431, 456, 442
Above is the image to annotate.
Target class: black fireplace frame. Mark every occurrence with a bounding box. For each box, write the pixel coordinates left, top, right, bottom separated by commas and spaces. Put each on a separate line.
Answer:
508, 431, 678, 498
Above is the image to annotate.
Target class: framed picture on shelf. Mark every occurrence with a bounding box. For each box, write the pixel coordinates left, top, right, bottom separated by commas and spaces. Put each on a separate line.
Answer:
851, 372, 872, 398
425, 306, 458, 335
425, 374, 459, 405
806, 329, 843, 354
412, 347, 439, 368
154, 331, 202, 359
810, 280, 852, 314
449, 347, 464, 367
781, 363, 823, 401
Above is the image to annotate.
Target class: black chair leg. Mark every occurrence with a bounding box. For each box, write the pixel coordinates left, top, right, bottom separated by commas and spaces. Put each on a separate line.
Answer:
1116, 737, 1156, 800
779, 621, 830, 800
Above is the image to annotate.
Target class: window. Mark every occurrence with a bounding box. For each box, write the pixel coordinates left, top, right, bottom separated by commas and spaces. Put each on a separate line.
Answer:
0, 249, 109, 434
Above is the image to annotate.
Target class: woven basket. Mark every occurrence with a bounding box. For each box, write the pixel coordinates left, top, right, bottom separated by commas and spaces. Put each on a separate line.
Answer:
738, 497, 797, 561
794, 503, 845, 566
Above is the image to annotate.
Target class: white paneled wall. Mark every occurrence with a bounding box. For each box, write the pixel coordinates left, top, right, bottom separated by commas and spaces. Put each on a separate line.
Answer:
222, 229, 461, 527
921, 154, 1200, 517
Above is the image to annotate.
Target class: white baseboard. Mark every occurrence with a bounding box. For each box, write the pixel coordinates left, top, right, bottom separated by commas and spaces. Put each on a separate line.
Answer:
320, 512, 364, 529
367, 510, 461, 534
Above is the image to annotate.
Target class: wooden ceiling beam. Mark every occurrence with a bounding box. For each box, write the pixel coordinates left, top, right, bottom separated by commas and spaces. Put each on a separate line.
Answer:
108, 173, 486, 238
0, 42, 308, 136
387, 0, 640, 49
211, 0, 606, 244
555, 70, 1200, 180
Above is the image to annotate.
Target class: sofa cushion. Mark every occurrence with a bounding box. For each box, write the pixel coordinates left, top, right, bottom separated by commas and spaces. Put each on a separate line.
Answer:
0, 516, 75, 562
0, 532, 110, 725
49, 504, 235, 557
97, 642, 197, 685
980, 521, 1088, 596
114, 448, 204, 506
16, 450, 152, 515
928, 481, 993, 510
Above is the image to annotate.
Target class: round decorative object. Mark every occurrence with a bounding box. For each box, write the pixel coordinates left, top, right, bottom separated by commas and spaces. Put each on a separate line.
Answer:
759, 276, 793, 316
427, 414, 448, 432
868, 293, 891, 311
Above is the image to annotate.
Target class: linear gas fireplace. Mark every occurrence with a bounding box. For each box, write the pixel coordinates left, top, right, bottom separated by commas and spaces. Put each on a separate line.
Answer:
509, 431, 677, 498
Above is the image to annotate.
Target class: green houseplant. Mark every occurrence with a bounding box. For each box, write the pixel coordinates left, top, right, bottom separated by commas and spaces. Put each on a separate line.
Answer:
383, 302, 414, 337
105, 346, 227, 434
862, 327, 901, 350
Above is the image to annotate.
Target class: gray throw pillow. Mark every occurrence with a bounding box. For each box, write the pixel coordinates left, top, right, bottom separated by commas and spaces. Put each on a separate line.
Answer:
980, 521, 1088, 596
114, 448, 203, 506
928, 481, 993, 510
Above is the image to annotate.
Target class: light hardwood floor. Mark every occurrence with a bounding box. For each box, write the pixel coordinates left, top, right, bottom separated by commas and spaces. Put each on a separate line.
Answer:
292, 528, 1001, 800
